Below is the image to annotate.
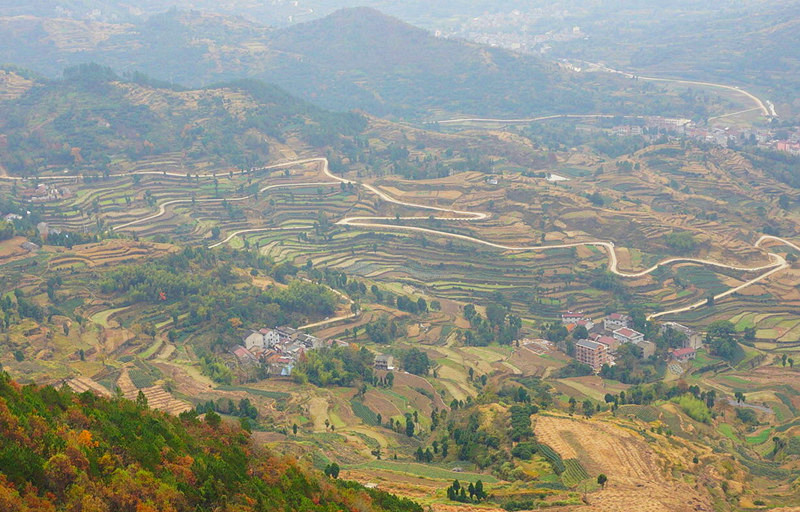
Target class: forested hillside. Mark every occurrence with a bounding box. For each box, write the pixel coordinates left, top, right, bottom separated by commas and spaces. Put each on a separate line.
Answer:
0, 371, 422, 512
0, 64, 365, 176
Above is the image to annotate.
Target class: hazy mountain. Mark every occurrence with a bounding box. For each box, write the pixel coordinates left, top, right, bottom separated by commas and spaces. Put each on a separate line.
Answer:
0, 7, 717, 120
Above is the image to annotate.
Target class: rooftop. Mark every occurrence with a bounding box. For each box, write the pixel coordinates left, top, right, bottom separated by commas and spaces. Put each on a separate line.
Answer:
595, 336, 616, 346
614, 327, 642, 338
576, 339, 603, 350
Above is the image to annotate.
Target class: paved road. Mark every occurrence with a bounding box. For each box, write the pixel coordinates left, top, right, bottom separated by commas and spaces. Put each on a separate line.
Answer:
7, 156, 796, 321
583, 62, 772, 118
436, 64, 773, 127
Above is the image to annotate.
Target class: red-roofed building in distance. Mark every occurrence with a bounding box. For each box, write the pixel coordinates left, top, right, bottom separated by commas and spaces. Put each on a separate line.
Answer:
613, 327, 644, 345
593, 335, 619, 352
561, 311, 594, 330
671, 347, 697, 362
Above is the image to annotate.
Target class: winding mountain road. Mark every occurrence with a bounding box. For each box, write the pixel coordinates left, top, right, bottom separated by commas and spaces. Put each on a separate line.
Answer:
581, 62, 772, 118
6, 157, 797, 321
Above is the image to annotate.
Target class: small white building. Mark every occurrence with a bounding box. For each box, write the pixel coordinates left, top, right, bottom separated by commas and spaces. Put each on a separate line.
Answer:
245, 328, 281, 351
604, 313, 631, 332
613, 327, 644, 345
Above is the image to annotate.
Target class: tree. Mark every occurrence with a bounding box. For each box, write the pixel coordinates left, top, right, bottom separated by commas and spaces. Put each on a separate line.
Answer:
789, 357, 795, 368
405, 415, 415, 437
402, 348, 431, 375
705, 320, 738, 361
485, 303, 506, 327
582, 399, 594, 417
475, 480, 486, 500
205, 410, 221, 428
324, 462, 340, 478
572, 325, 589, 340
292, 423, 298, 435
734, 391, 745, 404
597, 474, 607, 488
136, 390, 148, 409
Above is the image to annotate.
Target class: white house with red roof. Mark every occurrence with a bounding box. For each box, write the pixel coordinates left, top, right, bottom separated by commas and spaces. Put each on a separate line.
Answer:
612, 327, 644, 345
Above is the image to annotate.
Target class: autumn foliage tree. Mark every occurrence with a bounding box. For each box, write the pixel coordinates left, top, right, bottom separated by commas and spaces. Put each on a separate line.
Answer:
0, 371, 422, 512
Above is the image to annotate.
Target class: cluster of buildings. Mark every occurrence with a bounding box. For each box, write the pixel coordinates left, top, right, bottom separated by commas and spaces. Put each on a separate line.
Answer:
561, 311, 701, 372
775, 140, 800, 156
232, 326, 400, 378
233, 326, 324, 376
3, 212, 22, 224
20, 183, 72, 203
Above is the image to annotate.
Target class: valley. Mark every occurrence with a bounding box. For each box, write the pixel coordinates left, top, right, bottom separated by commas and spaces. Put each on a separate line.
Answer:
0, 3, 800, 512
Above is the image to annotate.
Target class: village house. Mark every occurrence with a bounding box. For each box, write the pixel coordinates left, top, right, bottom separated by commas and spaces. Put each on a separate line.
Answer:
374, 354, 395, 371
639, 340, 656, 359
603, 313, 631, 332
671, 347, 697, 362
591, 334, 619, 352
612, 327, 644, 345
232, 345, 258, 367
575, 339, 608, 372
244, 328, 282, 351
242, 325, 322, 377
561, 311, 595, 331
660, 322, 703, 349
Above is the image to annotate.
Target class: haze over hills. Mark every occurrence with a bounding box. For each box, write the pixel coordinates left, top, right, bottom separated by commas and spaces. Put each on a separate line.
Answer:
5, 0, 798, 118
2, 2, 800, 511
0, 7, 732, 120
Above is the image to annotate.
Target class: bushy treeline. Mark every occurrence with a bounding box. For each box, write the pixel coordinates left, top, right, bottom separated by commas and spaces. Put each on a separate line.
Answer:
0, 372, 423, 512
292, 346, 375, 387
97, 248, 337, 327
461, 303, 521, 346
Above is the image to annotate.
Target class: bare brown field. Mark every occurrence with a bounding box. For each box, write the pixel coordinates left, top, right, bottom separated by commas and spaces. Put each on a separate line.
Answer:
534, 414, 713, 512
0, 236, 34, 262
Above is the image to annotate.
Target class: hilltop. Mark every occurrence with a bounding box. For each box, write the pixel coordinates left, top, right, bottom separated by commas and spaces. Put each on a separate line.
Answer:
0, 64, 365, 176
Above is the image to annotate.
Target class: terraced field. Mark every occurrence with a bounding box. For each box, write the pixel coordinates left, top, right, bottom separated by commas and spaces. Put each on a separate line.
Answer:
534, 414, 713, 512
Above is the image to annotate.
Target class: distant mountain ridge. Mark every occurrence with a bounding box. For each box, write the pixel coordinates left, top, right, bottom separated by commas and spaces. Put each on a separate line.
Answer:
0, 7, 723, 120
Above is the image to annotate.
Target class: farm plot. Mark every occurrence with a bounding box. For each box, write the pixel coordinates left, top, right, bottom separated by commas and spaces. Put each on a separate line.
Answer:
533, 414, 712, 512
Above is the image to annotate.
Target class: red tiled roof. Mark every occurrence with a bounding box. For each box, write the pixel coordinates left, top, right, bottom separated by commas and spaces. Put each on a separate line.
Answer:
672, 348, 696, 357
596, 336, 616, 346
614, 327, 641, 338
